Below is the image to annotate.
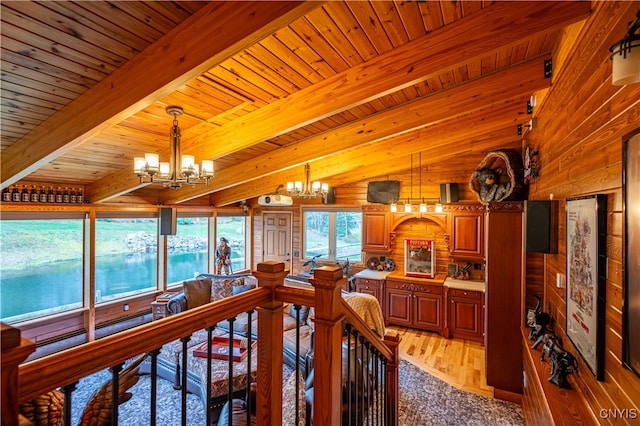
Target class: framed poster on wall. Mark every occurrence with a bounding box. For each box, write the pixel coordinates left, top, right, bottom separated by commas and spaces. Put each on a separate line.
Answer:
566, 194, 607, 380
623, 129, 640, 378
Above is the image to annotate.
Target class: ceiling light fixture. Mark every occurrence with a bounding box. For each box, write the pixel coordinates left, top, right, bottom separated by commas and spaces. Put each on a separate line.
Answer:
134, 106, 214, 189
610, 10, 640, 86
391, 153, 439, 213
286, 163, 329, 199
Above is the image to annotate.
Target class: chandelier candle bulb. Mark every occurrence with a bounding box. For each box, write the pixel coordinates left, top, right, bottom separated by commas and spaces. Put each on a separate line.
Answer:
159, 162, 170, 178
201, 160, 214, 177
145, 153, 160, 171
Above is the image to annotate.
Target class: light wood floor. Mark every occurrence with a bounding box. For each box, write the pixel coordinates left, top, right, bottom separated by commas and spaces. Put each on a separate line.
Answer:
386, 326, 495, 398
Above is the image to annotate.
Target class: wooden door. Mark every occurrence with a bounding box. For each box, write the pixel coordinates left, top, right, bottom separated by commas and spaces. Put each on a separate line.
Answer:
263, 212, 292, 271
362, 211, 389, 251
384, 288, 412, 326
450, 211, 485, 259
449, 290, 483, 343
413, 291, 442, 332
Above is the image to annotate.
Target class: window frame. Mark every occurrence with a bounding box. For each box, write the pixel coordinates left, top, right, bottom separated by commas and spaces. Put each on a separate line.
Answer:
0, 211, 87, 323
301, 207, 363, 263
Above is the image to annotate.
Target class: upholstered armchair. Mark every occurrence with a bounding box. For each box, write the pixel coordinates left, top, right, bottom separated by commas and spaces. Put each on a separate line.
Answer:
166, 277, 212, 314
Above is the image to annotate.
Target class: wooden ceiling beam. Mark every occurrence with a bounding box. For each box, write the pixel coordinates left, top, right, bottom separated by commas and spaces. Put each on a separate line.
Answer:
1, 1, 323, 189
161, 55, 549, 205
210, 97, 527, 206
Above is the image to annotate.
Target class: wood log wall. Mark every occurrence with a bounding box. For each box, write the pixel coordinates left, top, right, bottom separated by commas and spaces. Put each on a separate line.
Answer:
524, 1, 640, 422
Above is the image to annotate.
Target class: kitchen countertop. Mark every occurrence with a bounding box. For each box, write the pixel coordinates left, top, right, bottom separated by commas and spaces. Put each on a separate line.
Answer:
444, 277, 485, 292
354, 269, 393, 280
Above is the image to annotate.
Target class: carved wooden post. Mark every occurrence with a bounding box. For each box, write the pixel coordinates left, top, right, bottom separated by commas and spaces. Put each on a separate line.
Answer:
309, 266, 345, 426
1, 323, 36, 426
383, 333, 401, 426
253, 261, 287, 426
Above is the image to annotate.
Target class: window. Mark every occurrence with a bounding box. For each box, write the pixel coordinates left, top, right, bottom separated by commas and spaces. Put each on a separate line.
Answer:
0, 216, 84, 323
95, 217, 157, 302
167, 216, 209, 285
216, 215, 248, 273
303, 209, 362, 262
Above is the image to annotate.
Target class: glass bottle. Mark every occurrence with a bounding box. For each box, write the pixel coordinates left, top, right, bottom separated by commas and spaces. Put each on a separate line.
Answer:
76, 188, 83, 204
70, 188, 77, 204
47, 186, 55, 203
39, 186, 47, 203
55, 187, 63, 203
21, 185, 30, 202
62, 187, 70, 203
12, 185, 21, 202
30, 185, 38, 202
2, 186, 11, 202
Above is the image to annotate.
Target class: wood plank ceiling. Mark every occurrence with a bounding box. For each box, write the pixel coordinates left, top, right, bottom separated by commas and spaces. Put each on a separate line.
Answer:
0, 1, 592, 206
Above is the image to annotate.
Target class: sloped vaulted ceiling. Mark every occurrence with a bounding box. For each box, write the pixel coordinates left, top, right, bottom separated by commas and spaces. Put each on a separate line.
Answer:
0, 1, 592, 205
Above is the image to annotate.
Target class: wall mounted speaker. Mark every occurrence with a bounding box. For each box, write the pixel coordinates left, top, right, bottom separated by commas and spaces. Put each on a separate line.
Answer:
322, 187, 336, 204
525, 200, 558, 253
367, 181, 400, 204
440, 183, 459, 203
160, 207, 177, 235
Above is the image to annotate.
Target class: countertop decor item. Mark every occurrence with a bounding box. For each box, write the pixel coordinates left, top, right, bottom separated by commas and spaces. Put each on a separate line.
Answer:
383, 258, 396, 272
367, 257, 380, 270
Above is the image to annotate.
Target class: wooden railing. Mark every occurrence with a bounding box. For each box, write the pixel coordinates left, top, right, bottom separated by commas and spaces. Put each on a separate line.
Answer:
2, 262, 400, 426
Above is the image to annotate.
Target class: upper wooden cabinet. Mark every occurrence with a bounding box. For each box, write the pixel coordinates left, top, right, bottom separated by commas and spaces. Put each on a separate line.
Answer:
447, 205, 485, 260
362, 210, 389, 252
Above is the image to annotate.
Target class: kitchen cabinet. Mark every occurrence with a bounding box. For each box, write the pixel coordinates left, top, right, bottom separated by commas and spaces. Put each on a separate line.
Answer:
355, 277, 385, 314
448, 207, 485, 260
385, 279, 443, 334
362, 210, 389, 252
446, 288, 484, 344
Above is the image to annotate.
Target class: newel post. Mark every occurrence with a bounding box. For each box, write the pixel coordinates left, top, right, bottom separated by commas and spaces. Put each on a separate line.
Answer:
309, 266, 345, 426
1, 323, 36, 426
383, 333, 401, 426
253, 261, 288, 426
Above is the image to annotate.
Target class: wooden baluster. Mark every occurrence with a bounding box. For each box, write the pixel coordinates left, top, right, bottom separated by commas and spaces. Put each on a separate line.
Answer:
253, 261, 287, 425
309, 266, 345, 426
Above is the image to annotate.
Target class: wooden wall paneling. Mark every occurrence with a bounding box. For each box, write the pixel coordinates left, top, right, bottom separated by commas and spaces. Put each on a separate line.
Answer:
523, 1, 640, 420
524, 252, 544, 312
19, 313, 85, 344
386, 217, 448, 277
253, 210, 264, 270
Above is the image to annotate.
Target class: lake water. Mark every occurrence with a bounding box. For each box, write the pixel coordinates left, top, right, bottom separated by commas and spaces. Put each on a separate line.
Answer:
0, 251, 214, 321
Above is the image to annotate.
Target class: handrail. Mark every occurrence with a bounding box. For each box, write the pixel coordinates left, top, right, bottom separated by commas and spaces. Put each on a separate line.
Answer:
18, 287, 271, 402
342, 301, 394, 360
274, 285, 314, 308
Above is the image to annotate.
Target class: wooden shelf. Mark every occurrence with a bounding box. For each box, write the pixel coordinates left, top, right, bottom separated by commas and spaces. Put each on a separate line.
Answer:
521, 328, 593, 425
